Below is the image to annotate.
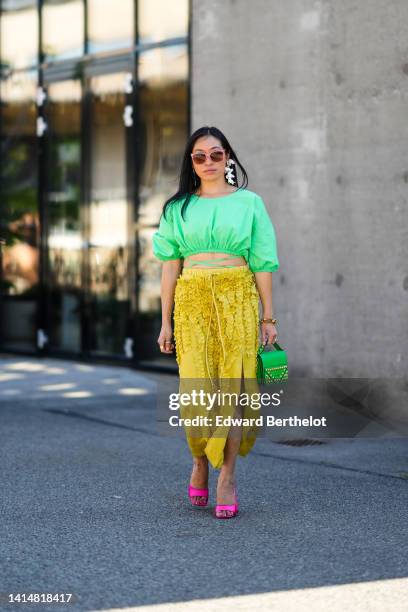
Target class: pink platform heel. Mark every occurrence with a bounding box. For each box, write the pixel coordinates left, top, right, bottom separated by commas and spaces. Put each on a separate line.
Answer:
215, 487, 239, 519
188, 484, 209, 507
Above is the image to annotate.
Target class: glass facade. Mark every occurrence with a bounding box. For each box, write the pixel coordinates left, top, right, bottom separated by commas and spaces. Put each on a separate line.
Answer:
0, 70, 39, 351
42, 0, 84, 62
0, 0, 190, 367
137, 44, 189, 362
87, 72, 132, 356
45, 79, 82, 352
138, 0, 189, 45
87, 0, 134, 54
0, 0, 39, 71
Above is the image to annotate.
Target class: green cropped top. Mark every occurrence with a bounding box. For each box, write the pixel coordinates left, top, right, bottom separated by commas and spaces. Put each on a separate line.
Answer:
152, 188, 280, 273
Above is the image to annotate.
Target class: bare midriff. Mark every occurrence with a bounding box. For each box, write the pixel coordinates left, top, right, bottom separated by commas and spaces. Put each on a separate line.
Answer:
183, 252, 247, 269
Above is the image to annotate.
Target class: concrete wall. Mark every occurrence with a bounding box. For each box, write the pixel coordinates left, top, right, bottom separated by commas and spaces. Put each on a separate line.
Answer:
191, 0, 408, 377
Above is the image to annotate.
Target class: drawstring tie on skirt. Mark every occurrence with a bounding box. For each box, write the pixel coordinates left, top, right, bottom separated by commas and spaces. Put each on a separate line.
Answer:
205, 274, 226, 388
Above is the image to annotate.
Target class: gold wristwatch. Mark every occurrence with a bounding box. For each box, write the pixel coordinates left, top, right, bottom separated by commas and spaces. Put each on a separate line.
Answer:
260, 317, 277, 325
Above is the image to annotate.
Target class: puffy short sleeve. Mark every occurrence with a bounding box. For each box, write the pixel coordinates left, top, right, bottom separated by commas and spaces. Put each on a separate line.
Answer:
248, 195, 280, 272
152, 204, 182, 261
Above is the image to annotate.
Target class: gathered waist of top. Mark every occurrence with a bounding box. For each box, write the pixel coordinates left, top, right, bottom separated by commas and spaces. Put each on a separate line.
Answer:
183, 252, 247, 270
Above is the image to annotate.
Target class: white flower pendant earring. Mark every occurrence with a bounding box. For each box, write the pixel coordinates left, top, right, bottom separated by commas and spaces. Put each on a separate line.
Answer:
225, 158, 236, 185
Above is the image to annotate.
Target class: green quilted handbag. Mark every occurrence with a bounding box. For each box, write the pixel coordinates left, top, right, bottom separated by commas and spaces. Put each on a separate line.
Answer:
256, 341, 288, 383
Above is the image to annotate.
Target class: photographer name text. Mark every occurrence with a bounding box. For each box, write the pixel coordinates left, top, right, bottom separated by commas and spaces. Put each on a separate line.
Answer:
169, 415, 327, 427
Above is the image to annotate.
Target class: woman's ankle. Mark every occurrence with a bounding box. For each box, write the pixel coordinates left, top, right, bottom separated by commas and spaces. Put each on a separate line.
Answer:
191, 457, 208, 486
193, 456, 208, 469
216, 474, 236, 505
217, 471, 236, 487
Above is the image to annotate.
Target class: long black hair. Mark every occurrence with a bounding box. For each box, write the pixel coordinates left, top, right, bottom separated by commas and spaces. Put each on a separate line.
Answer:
161, 126, 249, 222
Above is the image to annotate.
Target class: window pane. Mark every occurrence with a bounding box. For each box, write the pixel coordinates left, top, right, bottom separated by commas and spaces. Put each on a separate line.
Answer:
45, 80, 82, 352
88, 72, 133, 355
0, 70, 39, 350
138, 44, 188, 226
138, 0, 188, 44
137, 43, 188, 361
42, 0, 84, 62
87, 0, 134, 54
0, 0, 38, 71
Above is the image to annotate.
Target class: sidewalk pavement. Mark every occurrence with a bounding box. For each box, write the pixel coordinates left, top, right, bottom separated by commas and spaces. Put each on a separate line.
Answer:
0, 353, 407, 612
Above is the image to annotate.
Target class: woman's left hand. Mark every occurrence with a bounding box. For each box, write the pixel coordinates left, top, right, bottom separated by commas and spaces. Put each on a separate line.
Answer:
261, 322, 277, 346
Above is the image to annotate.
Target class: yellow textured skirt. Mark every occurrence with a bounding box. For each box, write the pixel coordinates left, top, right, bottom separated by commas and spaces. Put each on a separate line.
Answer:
173, 264, 261, 469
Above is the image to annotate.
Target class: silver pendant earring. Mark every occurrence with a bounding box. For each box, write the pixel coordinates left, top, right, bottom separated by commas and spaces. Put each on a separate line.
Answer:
225, 159, 236, 185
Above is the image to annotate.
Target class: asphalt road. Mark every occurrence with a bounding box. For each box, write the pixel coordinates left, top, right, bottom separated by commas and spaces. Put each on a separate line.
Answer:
1, 353, 407, 612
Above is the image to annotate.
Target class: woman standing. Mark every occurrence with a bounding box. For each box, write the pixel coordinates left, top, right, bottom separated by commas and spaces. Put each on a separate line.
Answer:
152, 126, 280, 518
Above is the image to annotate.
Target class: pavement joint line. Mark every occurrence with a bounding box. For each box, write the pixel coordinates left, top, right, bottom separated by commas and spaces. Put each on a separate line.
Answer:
252, 450, 408, 482
0, 392, 157, 403
42, 407, 163, 437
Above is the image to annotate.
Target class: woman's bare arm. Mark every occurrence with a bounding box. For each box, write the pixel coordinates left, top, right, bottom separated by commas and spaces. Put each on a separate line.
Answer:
253, 271, 278, 345
157, 259, 183, 353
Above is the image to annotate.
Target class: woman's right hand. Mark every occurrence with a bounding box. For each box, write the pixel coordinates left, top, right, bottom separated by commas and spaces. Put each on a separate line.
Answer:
157, 322, 175, 354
